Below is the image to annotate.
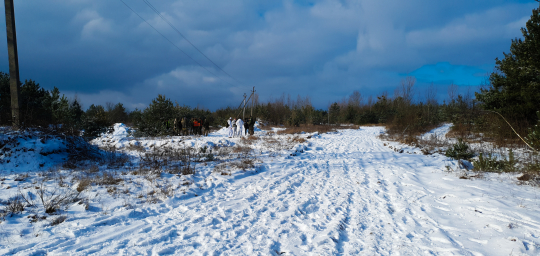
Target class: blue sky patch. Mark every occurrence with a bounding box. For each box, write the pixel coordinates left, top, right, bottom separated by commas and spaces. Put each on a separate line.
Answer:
406, 62, 492, 86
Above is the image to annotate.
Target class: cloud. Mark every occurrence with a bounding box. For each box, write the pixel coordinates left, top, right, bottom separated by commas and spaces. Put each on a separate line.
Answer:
64, 66, 237, 110
0, 0, 537, 110
406, 5, 531, 48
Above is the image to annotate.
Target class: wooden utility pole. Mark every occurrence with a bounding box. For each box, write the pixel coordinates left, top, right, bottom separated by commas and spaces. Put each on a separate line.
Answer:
4, 0, 20, 128
328, 106, 330, 125
242, 93, 247, 120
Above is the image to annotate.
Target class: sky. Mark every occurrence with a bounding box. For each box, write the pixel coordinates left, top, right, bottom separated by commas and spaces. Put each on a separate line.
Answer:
0, 0, 537, 110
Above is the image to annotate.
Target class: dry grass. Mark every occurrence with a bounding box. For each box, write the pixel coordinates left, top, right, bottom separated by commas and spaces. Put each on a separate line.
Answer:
232, 145, 252, 154
50, 215, 67, 226
124, 142, 145, 152
276, 124, 361, 135
290, 136, 307, 144
87, 164, 99, 173
76, 177, 92, 192
277, 125, 336, 135
4, 195, 25, 216
257, 123, 275, 131
239, 136, 259, 145
261, 137, 285, 151
213, 163, 231, 176
358, 123, 382, 127
95, 172, 123, 185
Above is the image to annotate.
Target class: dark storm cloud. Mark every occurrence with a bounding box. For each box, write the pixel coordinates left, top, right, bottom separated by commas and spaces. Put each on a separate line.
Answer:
0, 0, 537, 109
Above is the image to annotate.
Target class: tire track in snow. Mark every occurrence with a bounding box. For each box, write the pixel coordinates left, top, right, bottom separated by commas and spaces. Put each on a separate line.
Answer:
12, 127, 540, 255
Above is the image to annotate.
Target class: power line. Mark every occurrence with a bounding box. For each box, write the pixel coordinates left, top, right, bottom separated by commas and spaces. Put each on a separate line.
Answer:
119, 0, 236, 87
141, 0, 243, 86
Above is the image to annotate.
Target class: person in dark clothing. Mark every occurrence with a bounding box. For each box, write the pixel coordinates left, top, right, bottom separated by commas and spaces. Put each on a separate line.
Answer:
203, 118, 210, 136
181, 117, 187, 136
176, 118, 182, 135
248, 116, 256, 135
244, 118, 249, 135
194, 118, 203, 135
189, 118, 195, 135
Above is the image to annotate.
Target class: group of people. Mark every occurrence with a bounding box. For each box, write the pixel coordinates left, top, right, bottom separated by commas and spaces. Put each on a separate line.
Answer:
165, 117, 210, 136
227, 116, 256, 138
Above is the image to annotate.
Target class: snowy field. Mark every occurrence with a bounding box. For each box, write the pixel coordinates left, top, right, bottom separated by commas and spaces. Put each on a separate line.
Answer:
1, 125, 540, 255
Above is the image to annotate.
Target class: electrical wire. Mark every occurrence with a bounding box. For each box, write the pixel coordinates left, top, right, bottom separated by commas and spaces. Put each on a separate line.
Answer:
141, 0, 243, 86
119, 0, 237, 87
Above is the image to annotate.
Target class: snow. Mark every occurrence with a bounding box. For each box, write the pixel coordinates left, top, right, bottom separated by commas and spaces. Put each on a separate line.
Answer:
0, 129, 97, 173
420, 123, 452, 140
1, 125, 540, 255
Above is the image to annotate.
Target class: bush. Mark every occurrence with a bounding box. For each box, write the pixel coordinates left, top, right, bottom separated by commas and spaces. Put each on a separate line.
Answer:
35, 181, 84, 214
475, 7, 540, 125
5, 195, 25, 216
50, 215, 67, 226
81, 104, 113, 140
133, 95, 176, 136
471, 148, 520, 173
526, 111, 540, 151
445, 139, 474, 160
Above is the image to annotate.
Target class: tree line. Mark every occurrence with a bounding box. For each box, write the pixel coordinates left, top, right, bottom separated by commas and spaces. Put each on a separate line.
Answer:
1, 6, 539, 149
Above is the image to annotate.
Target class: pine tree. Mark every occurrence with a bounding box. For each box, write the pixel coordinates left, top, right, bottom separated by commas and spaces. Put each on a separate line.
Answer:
82, 104, 112, 139
329, 103, 340, 124
134, 95, 176, 136
108, 103, 128, 123
18, 79, 51, 126
475, 7, 540, 124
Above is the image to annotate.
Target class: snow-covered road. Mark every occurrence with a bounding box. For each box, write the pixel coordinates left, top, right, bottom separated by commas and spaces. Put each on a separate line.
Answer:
4, 127, 540, 255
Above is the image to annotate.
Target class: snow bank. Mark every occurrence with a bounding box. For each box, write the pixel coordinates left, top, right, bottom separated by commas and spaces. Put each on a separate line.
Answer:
0, 129, 100, 173
420, 123, 452, 140
4, 124, 540, 255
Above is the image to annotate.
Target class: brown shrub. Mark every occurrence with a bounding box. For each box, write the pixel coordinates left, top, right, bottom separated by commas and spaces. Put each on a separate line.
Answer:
257, 124, 275, 131
182, 166, 196, 175
399, 136, 419, 146
124, 142, 145, 152
14, 173, 29, 181
290, 136, 307, 144
50, 215, 67, 226
5, 195, 25, 215
106, 186, 117, 195
277, 125, 336, 135
76, 178, 92, 192
232, 145, 251, 154
62, 161, 78, 170
88, 164, 99, 173
213, 164, 230, 175
239, 135, 259, 146
230, 159, 256, 171
95, 172, 123, 185
518, 173, 533, 181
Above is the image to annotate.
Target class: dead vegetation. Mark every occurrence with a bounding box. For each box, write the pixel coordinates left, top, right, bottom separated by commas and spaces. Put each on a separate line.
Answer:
273, 124, 360, 135
50, 215, 67, 226
382, 122, 540, 185
0, 120, 306, 226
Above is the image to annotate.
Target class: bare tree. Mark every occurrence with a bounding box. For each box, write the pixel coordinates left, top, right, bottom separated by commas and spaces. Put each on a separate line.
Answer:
426, 83, 437, 106
367, 95, 374, 110
395, 76, 416, 105
448, 83, 458, 103
105, 102, 115, 112
425, 83, 437, 123
348, 90, 363, 108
